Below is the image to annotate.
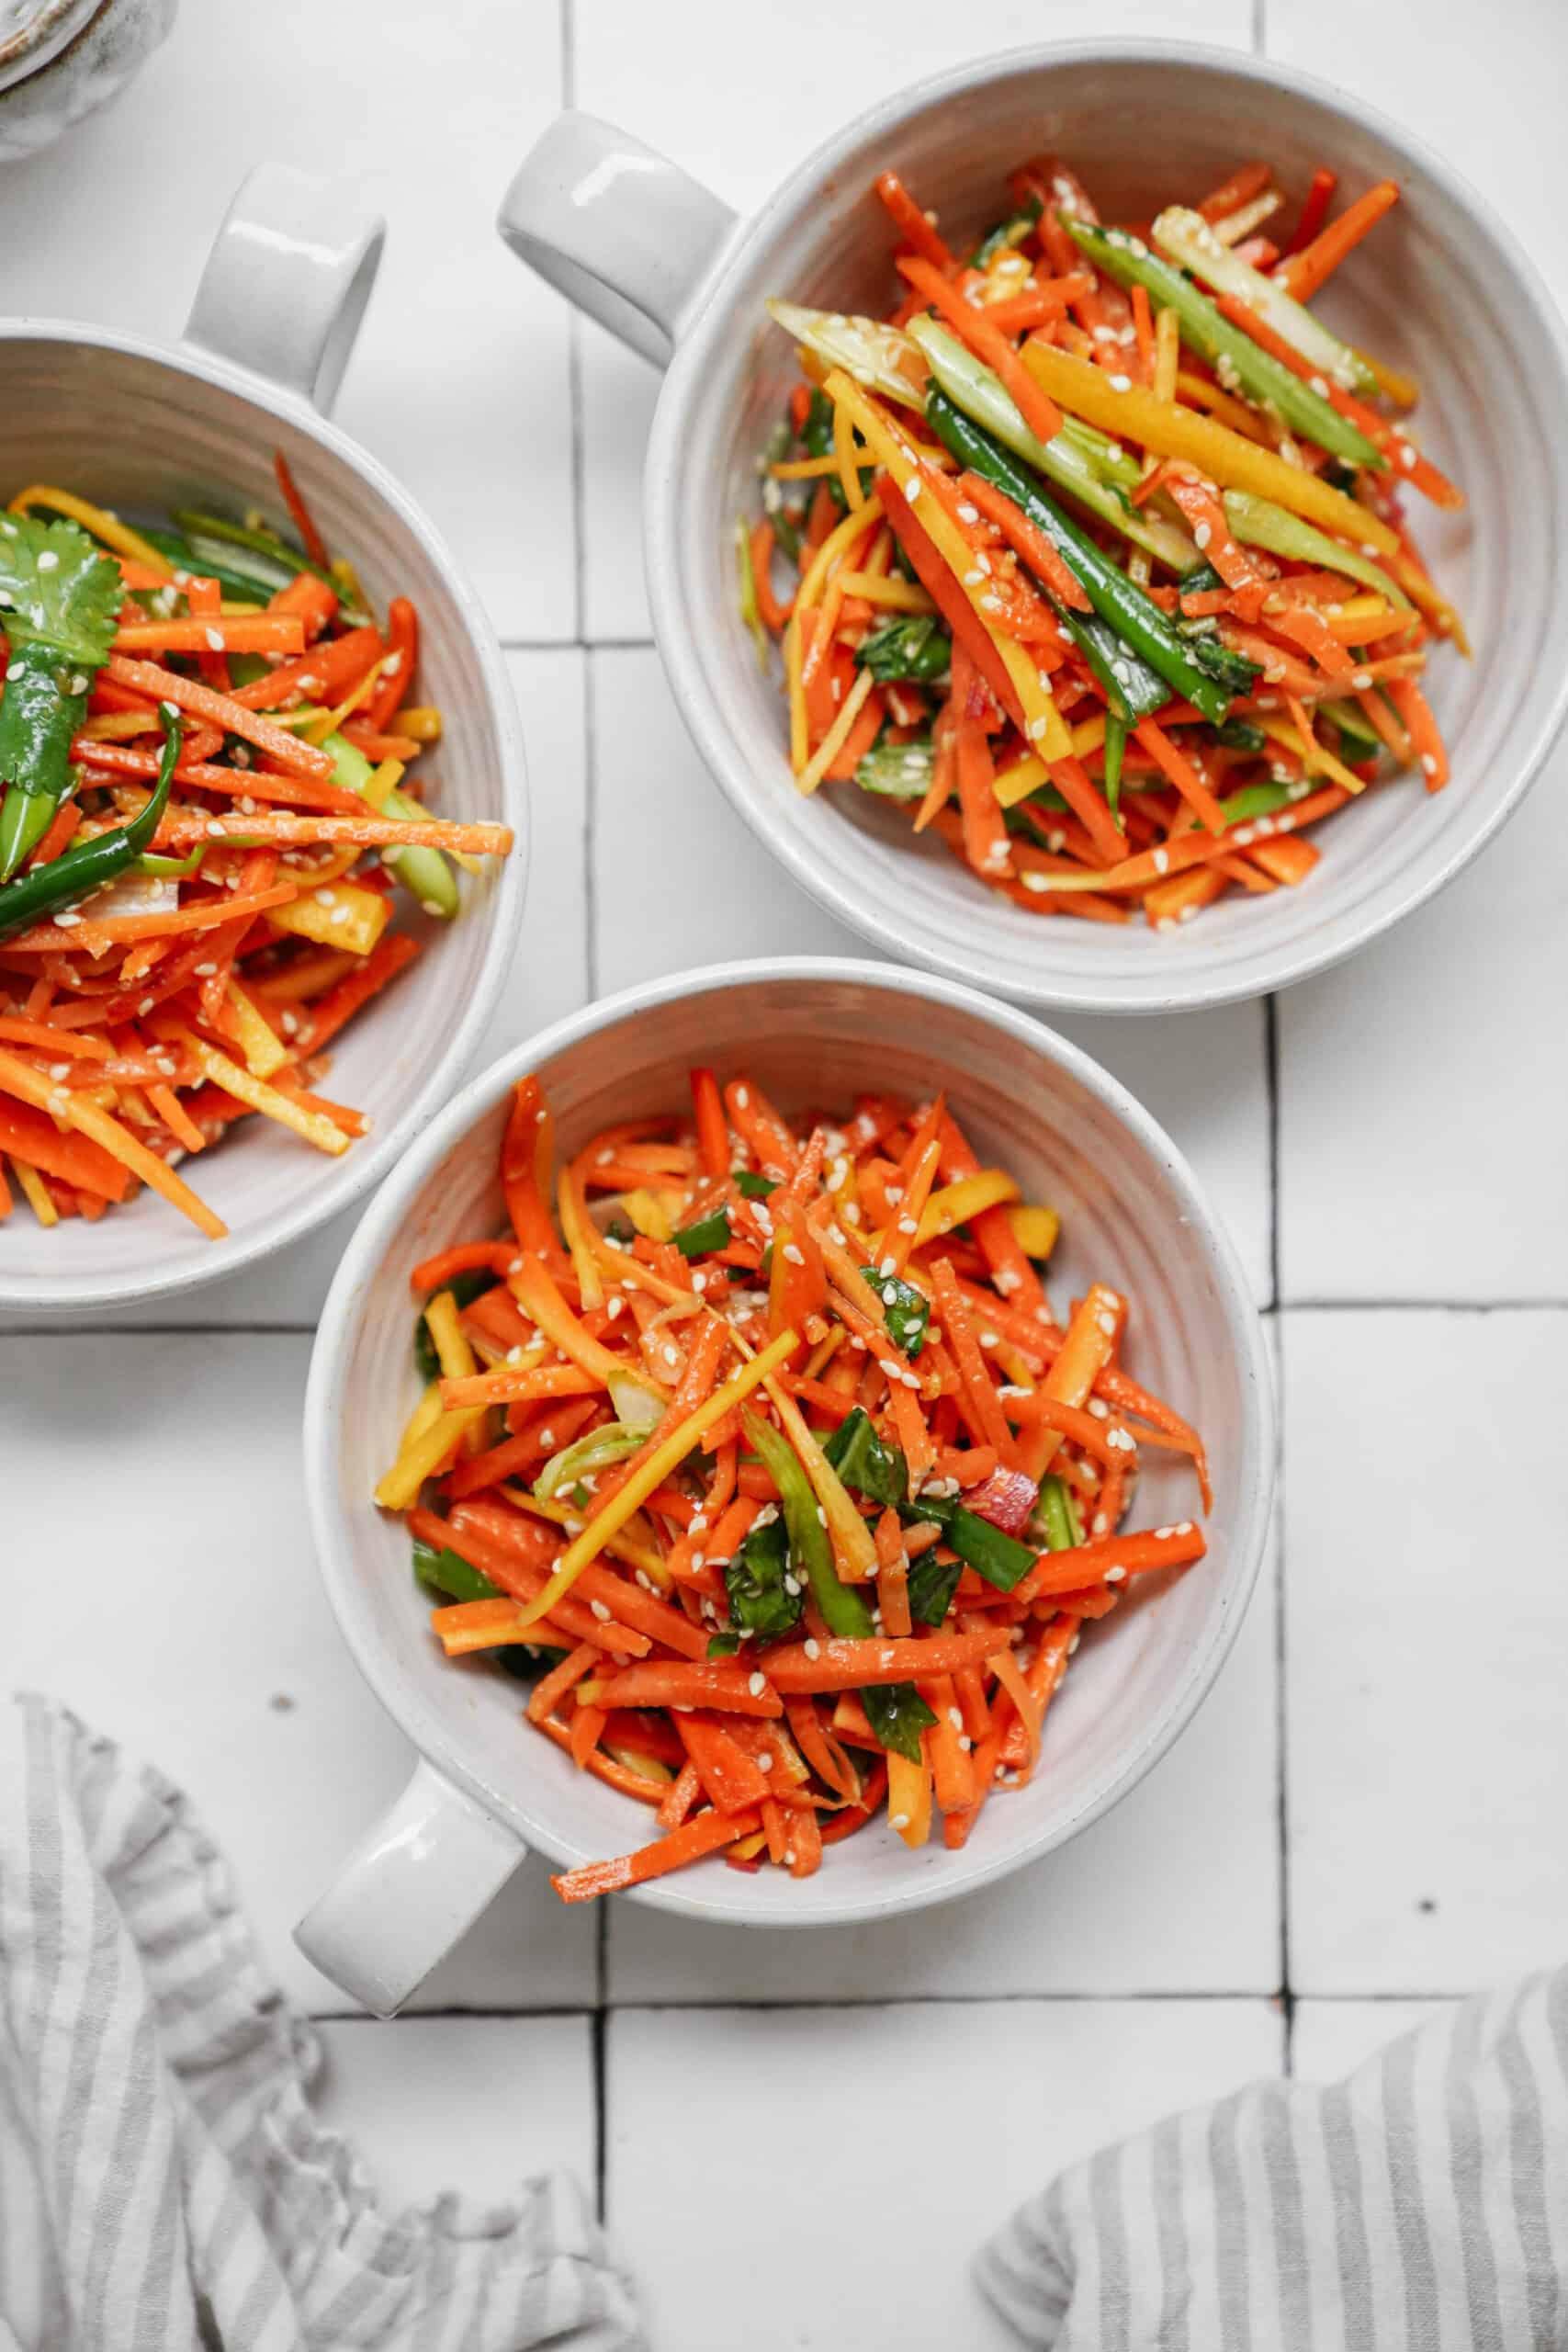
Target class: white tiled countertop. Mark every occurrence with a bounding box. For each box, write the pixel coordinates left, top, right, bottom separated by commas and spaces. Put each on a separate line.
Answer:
3, 3, 1565, 2344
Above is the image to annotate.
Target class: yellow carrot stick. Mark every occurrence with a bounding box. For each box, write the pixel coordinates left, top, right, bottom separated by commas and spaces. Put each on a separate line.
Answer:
7, 485, 173, 577
498, 1486, 672, 1586
833, 572, 936, 612
798, 668, 874, 796
1019, 341, 1400, 556
184, 1038, 351, 1157
820, 369, 1071, 759
506, 1329, 799, 1634
0, 1046, 225, 1238
915, 1169, 1021, 1246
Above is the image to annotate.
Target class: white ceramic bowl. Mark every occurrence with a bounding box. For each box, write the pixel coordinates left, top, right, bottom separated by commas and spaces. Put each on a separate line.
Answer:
298, 959, 1275, 2014
499, 42, 1568, 1015
0, 165, 527, 1313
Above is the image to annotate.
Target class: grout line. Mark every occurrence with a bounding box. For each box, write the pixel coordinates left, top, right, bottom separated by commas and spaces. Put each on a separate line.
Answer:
499, 637, 656, 652
310, 1985, 1463, 2023
1272, 1315, 1294, 2075
592, 1905, 609, 2222
0, 1321, 321, 1339
1264, 996, 1281, 1309
11, 1300, 1562, 1343
558, 0, 587, 646
1279, 1298, 1568, 1316
583, 650, 600, 999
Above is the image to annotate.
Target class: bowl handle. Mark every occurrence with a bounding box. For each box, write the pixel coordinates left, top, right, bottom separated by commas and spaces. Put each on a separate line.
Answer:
293, 1758, 525, 2016
182, 162, 386, 414
497, 110, 737, 368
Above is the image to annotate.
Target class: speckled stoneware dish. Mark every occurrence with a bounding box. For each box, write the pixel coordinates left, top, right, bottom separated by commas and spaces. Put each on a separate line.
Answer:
498, 41, 1568, 1016
298, 960, 1275, 2015
0, 163, 527, 1313
0, 0, 176, 162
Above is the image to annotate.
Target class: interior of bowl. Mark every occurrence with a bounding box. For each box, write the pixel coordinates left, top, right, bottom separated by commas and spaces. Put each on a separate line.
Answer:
649, 46, 1568, 1012
317, 966, 1272, 1924
0, 334, 526, 1307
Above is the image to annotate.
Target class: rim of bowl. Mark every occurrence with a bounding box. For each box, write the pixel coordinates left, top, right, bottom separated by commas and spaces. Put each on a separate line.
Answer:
0, 319, 530, 1314
644, 37, 1568, 1016
304, 955, 1278, 1927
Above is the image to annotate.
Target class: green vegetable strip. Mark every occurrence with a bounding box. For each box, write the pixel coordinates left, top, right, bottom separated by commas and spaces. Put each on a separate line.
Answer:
912, 1492, 1036, 1593
909, 318, 1201, 575
1100, 710, 1128, 820
1219, 490, 1412, 609
1065, 220, 1386, 471
924, 388, 1233, 726
855, 614, 952, 683
854, 739, 935, 802
673, 1207, 731, 1259
172, 507, 352, 605
0, 710, 183, 944
745, 1410, 871, 1639
412, 1539, 499, 1605
324, 731, 457, 920
1037, 1474, 1081, 1555
1059, 607, 1168, 729
1215, 780, 1299, 825
1151, 206, 1378, 397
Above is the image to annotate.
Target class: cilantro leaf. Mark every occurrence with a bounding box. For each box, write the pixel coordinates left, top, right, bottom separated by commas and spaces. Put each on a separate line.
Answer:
723, 1510, 801, 1641
860, 1266, 930, 1357
0, 514, 121, 669
860, 1682, 937, 1764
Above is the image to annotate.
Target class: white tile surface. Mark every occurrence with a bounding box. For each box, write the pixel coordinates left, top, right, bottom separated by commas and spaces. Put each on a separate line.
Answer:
2, 1334, 596, 2014
588, 646, 863, 985
1291, 2000, 1452, 2084
313, 2016, 595, 2214
1284, 1307, 1568, 1992
0, 0, 575, 643
1268, 0, 1568, 1307
609, 1997, 1281, 2352
1278, 767, 1568, 1305
608, 1529, 1280, 2002
572, 0, 1252, 638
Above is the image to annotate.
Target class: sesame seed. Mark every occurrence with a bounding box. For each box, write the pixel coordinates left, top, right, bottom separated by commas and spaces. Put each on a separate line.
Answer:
1108, 373, 1133, 392
804, 1638, 820, 1660
1104, 1565, 1128, 1585
590, 1599, 612, 1622
748, 1671, 767, 1696
757, 1753, 774, 1773
888, 1813, 910, 1832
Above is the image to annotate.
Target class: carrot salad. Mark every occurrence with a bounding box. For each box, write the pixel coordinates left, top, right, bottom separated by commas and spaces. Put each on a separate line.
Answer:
0, 465, 513, 1238
378, 1064, 1210, 1902
741, 155, 1463, 931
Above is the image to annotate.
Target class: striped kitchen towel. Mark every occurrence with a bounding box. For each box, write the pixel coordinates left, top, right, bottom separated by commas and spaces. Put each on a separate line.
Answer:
0, 1693, 643, 2351
977, 1974, 1567, 2348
